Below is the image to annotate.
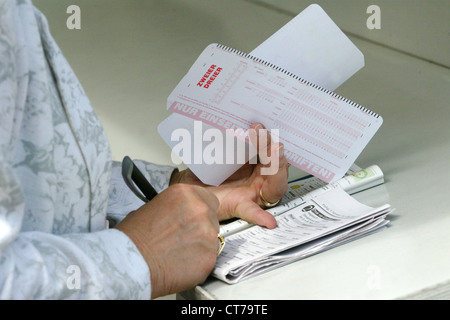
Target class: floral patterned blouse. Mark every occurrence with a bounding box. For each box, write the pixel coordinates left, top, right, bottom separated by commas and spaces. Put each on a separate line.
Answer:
0, 0, 174, 299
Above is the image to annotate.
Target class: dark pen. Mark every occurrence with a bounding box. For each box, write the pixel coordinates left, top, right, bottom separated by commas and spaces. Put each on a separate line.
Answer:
121, 156, 158, 202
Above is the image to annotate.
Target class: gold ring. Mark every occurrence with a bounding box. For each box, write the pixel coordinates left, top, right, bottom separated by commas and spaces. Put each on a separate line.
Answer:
259, 189, 281, 208
217, 234, 226, 256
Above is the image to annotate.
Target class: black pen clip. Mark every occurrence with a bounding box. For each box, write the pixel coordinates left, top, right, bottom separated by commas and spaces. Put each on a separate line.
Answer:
122, 156, 157, 202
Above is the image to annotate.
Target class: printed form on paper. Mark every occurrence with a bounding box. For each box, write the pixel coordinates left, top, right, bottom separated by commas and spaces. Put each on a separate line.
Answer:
160, 4, 381, 184
167, 44, 382, 183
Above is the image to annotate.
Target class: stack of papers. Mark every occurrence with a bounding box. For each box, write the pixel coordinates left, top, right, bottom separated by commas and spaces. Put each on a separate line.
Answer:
213, 187, 392, 284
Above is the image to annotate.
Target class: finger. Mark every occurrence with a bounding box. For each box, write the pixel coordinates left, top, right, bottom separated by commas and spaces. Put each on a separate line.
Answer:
249, 123, 272, 165
259, 143, 289, 204
235, 200, 277, 229
249, 122, 271, 146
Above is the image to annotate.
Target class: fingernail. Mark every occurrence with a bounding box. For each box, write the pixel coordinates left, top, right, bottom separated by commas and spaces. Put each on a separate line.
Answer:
278, 145, 284, 158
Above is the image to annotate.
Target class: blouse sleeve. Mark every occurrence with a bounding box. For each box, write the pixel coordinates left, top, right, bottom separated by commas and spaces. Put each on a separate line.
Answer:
107, 160, 176, 225
0, 0, 153, 299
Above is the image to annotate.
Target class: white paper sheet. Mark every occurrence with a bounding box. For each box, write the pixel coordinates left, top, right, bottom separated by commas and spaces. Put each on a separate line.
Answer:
251, 3, 364, 91
166, 44, 382, 183
158, 4, 366, 185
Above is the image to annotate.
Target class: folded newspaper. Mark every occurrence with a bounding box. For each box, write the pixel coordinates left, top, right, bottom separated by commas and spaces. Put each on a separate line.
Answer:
213, 166, 392, 284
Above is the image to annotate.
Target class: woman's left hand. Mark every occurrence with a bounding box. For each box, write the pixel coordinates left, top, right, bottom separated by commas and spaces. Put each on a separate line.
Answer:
170, 123, 289, 229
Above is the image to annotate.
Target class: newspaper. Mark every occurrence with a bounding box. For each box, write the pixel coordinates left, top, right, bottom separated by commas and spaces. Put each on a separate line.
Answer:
220, 164, 384, 236
213, 187, 392, 284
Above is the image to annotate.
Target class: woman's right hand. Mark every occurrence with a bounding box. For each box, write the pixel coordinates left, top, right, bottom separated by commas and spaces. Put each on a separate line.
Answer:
115, 184, 220, 299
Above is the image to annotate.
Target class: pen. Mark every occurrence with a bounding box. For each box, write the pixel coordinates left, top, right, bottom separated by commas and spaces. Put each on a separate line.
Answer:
121, 156, 158, 202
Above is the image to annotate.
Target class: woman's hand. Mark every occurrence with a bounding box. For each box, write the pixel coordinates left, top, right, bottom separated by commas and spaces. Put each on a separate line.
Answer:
170, 123, 289, 229
116, 184, 220, 299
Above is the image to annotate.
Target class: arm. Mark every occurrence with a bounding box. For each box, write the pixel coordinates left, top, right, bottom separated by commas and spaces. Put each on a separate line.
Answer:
0, 156, 151, 299
170, 123, 290, 229
0, 1, 150, 299
106, 160, 176, 225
